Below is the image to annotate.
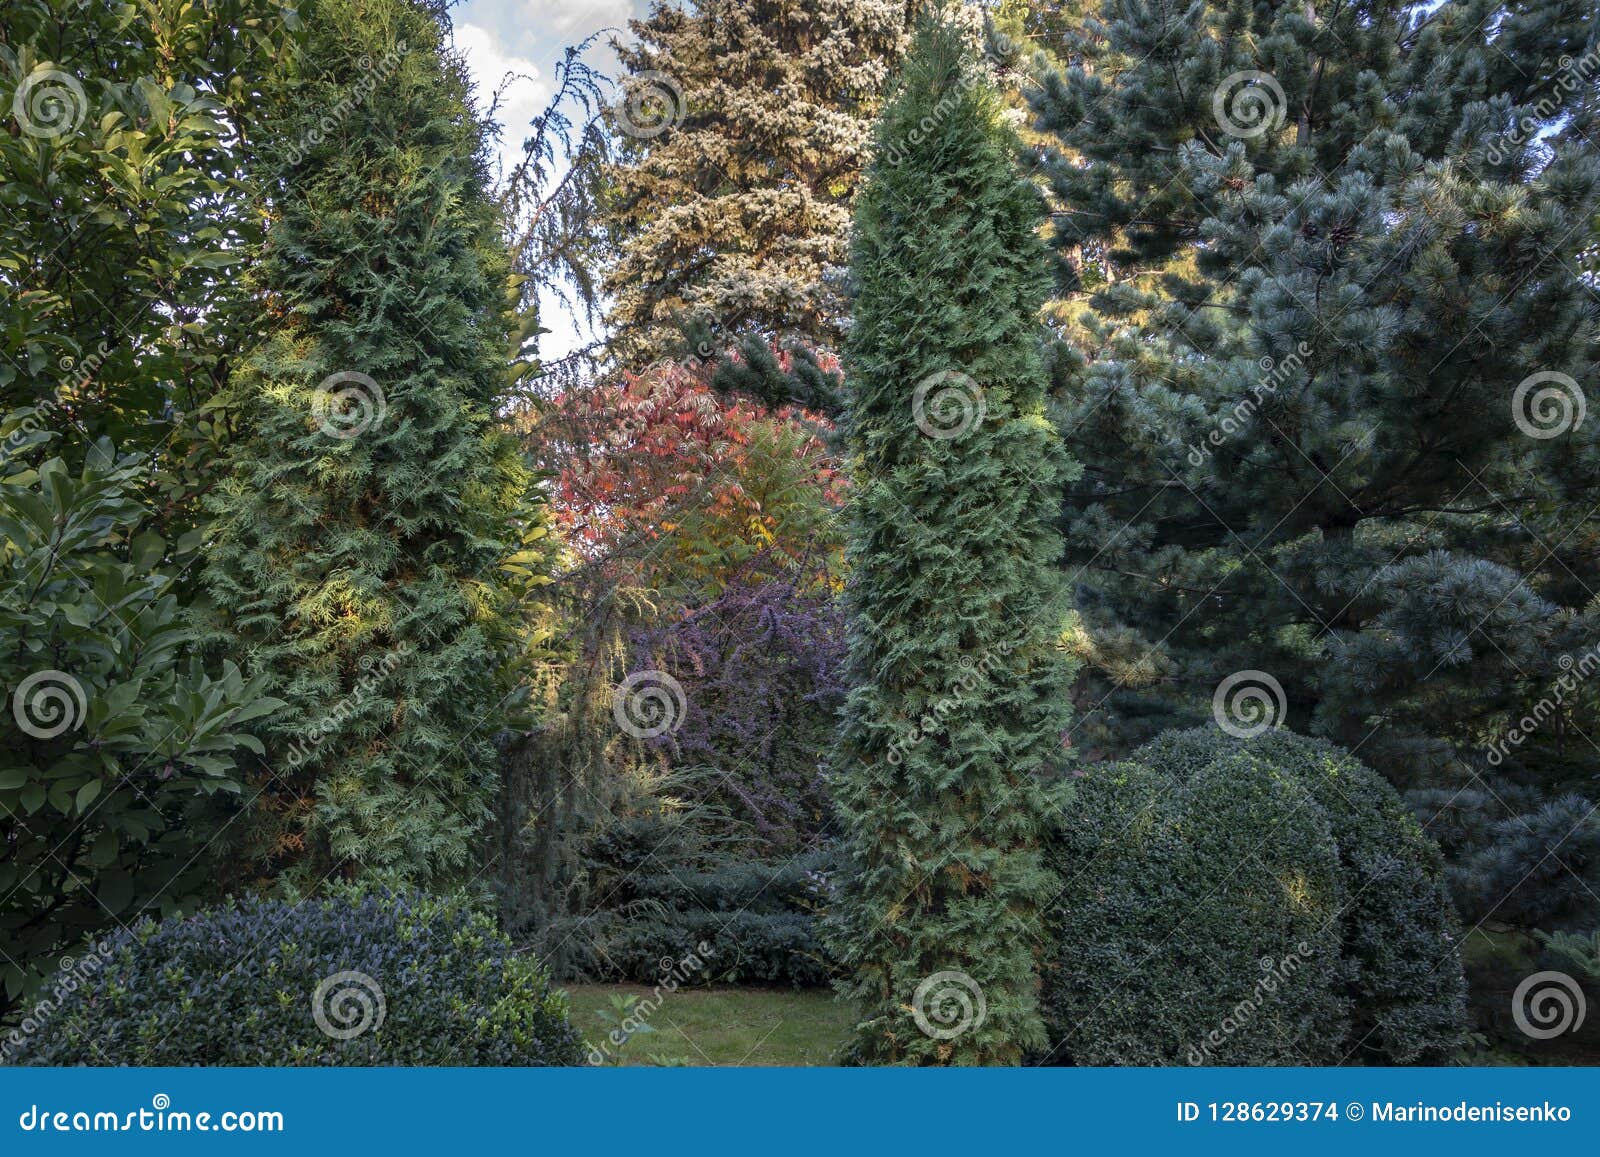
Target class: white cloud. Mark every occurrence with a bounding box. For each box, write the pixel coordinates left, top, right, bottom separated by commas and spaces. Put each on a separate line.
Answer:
516, 0, 633, 40
455, 21, 551, 183
456, 0, 636, 64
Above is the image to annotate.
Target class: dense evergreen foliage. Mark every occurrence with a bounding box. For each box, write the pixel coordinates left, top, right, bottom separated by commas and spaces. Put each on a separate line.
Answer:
827, 18, 1077, 1065
1045, 729, 1469, 1065
1030, 0, 1600, 953
546, 844, 834, 988
10, 891, 581, 1066
1044, 748, 1348, 1065
204, 0, 540, 887
1129, 729, 1469, 1062
603, 0, 911, 361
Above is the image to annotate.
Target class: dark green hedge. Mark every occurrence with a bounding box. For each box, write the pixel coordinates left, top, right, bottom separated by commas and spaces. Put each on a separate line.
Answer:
547, 849, 833, 987
559, 909, 830, 988
627, 851, 831, 914
8, 891, 582, 1066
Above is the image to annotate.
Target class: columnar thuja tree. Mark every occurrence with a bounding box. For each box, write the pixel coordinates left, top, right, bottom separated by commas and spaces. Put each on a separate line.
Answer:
828, 18, 1077, 1066
206, 0, 535, 886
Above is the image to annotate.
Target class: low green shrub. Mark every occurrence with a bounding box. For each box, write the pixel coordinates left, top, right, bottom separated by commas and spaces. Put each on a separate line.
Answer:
628, 850, 832, 914
1041, 728, 1469, 1066
8, 891, 582, 1066
1043, 750, 1348, 1065
1136, 728, 1469, 1063
546, 850, 834, 988
558, 909, 830, 987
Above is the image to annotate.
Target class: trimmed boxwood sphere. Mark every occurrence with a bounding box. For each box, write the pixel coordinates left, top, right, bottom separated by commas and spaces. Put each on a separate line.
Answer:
9, 891, 582, 1066
1133, 728, 1469, 1062
1041, 727, 1469, 1065
1042, 748, 1348, 1065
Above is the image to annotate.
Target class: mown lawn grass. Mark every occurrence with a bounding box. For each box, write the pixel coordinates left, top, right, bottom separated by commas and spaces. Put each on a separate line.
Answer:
561, 984, 855, 1066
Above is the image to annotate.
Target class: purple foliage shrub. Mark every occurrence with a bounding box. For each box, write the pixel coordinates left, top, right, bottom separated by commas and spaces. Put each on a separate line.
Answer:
630, 580, 846, 851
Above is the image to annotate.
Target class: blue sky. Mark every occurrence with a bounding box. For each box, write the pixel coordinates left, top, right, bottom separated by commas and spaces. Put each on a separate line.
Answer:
453, 0, 652, 355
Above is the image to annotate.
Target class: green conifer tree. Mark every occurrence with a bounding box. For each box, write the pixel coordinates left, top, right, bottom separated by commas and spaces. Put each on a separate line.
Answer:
1029, 0, 1600, 935
204, 0, 535, 886
602, 0, 911, 364
828, 17, 1077, 1066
